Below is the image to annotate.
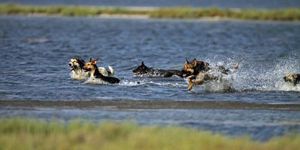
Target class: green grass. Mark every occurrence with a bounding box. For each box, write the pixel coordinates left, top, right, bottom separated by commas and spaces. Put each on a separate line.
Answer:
0, 4, 300, 21
0, 118, 299, 150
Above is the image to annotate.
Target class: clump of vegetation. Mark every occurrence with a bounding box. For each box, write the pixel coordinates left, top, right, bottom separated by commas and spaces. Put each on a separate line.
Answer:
0, 4, 300, 21
149, 7, 300, 21
0, 118, 299, 150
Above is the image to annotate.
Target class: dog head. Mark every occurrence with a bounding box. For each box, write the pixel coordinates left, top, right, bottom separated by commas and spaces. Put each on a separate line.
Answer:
183, 58, 210, 75
132, 61, 150, 74
83, 58, 97, 72
183, 59, 195, 75
69, 57, 85, 71
283, 73, 300, 85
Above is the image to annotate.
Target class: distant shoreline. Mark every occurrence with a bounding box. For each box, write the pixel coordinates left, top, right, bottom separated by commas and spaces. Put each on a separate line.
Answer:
1, 4, 300, 21
1, 100, 300, 111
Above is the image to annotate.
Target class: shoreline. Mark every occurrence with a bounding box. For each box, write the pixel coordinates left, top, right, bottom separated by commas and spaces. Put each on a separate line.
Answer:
1, 100, 299, 111
1, 4, 300, 21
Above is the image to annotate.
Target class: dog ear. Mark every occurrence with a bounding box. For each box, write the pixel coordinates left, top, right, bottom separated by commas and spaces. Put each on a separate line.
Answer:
91, 60, 97, 65
141, 61, 144, 66
185, 58, 189, 64
192, 60, 198, 66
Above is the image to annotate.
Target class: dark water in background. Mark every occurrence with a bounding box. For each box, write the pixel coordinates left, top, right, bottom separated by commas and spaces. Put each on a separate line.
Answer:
0, 16, 300, 140
1, 0, 300, 8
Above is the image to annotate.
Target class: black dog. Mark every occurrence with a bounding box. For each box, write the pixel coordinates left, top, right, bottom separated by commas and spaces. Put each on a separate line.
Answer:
132, 61, 183, 78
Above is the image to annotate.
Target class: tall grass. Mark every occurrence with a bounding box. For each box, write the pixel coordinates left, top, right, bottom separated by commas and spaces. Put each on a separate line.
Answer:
0, 4, 300, 21
150, 7, 300, 21
0, 118, 299, 150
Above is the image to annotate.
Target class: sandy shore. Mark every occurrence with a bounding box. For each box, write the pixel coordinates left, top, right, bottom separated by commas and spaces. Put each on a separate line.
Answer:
0, 100, 299, 111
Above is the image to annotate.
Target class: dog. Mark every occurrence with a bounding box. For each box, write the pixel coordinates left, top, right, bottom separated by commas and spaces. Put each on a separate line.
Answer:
183, 58, 239, 90
69, 57, 115, 80
182, 58, 210, 77
132, 61, 184, 78
283, 73, 300, 86
83, 58, 120, 84
69, 57, 90, 80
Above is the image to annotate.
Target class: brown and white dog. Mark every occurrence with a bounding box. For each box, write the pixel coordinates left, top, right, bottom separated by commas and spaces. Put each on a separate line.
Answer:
69, 57, 90, 80
69, 57, 115, 80
283, 73, 300, 86
83, 58, 120, 84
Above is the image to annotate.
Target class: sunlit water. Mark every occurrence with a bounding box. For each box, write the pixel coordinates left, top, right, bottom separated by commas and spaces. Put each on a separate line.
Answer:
0, 16, 299, 140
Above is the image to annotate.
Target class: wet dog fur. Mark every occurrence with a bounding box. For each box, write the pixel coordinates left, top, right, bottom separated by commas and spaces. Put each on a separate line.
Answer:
187, 73, 218, 91
132, 61, 184, 78
69, 57, 90, 80
69, 57, 115, 80
182, 58, 210, 77
283, 73, 300, 86
183, 58, 238, 90
83, 59, 120, 84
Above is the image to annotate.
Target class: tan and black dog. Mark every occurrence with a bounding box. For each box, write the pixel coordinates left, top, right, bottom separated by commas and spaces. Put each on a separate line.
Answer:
83, 59, 120, 84
183, 58, 238, 90
69, 57, 115, 80
182, 58, 210, 76
283, 73, 300, 86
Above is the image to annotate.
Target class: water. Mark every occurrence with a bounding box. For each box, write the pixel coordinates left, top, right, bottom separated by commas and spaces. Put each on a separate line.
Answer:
1, 0, 300, 8
0, 16, 300, 140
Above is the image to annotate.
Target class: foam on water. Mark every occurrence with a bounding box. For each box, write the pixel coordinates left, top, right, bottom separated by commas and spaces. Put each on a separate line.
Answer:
69, 71, 88, 80
119, 80, 146, 86
84, 77, 109, 85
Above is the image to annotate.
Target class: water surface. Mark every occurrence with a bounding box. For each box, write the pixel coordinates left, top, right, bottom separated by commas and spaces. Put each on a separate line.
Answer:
0, 16, 299, 140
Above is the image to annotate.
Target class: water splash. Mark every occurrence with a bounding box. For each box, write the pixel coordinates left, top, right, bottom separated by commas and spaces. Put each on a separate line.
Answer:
69, 71, 88, 80
84, 77, 109, 85
233, 56, 300, 92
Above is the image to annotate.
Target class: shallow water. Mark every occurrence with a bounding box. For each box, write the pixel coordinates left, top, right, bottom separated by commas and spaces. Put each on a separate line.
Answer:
0, 16, 299, 140
0, 16, 299, 102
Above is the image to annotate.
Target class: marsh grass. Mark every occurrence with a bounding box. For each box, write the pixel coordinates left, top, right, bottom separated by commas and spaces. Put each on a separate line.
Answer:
0, 4, 300, 21
0, 118, 299, 150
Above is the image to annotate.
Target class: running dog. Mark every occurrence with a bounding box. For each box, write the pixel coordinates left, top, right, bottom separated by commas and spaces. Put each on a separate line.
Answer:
283, 73, 300, 86
182, 58, 210, 76
183, 58, 239, 90
182, 58, 238, 76
83, 59, 120, 84
69, 57, 115, 80
132, 61, 184, 78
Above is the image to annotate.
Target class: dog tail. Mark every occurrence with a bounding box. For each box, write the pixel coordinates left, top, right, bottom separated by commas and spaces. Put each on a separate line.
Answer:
108, 66, 114, 76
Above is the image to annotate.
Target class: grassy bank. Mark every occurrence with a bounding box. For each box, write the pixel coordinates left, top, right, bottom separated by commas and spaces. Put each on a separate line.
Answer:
0, 4, 300, 21
0, 118, 299, 150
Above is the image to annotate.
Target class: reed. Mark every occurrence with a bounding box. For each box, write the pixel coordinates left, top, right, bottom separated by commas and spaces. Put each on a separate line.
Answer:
0, 4, 300, 21
0, 118, 299, 150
